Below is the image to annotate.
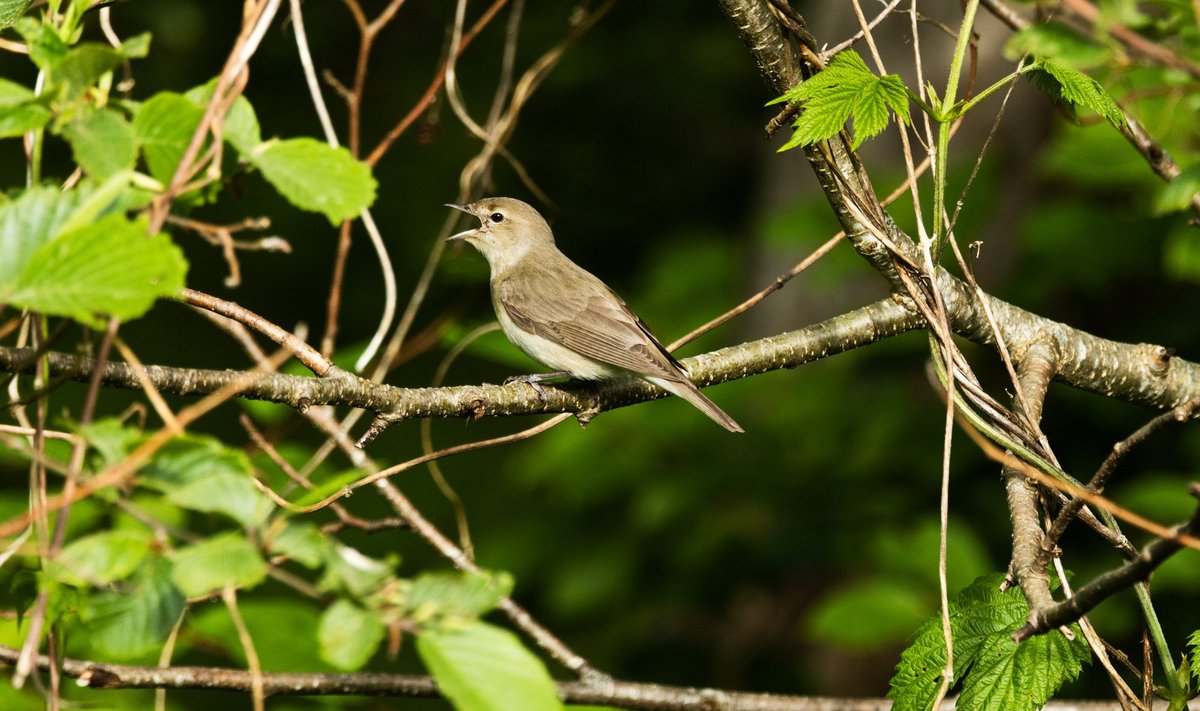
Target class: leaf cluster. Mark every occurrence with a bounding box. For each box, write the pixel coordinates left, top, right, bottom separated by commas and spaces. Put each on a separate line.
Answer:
770, 50, 911, 151
889, 574, 1090, 711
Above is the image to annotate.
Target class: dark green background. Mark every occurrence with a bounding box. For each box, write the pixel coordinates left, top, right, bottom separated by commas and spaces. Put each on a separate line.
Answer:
2, 2, 1199, 707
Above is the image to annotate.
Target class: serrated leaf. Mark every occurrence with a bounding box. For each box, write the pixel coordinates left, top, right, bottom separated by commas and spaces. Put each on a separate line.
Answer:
1004, 23, 1112, 68
0, 1, 32, 30
0, 185, 87, 285
417, 621, 563, 711
1154, 164, 1200, 215
1, 213, 187, 328
250, 138, 377, 225
269, 522, 328, 569
82, 560, 185, 659
47, 529, 152, 587
185, 80, 262, 155
888, 573, 1090, 711
132, 92, 205, 184
1186, 629, 1200, 687
317, 599, 386, 671
406, 570, 514, 625
167, 471, 274, 528
771, 50, 910, 151
62, 107, 137, 179
1027, 59, 1125, 129
170, 532, 267, 598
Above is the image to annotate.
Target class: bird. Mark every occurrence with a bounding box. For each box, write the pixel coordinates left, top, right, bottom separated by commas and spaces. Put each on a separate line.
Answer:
446, 197, 742, 433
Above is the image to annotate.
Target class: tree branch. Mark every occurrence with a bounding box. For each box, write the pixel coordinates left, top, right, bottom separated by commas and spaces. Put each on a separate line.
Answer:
1015, 483, 1200, 642
0, 298, 923, 429
0, 643, 1152, 710
1003, 340, 1058, 611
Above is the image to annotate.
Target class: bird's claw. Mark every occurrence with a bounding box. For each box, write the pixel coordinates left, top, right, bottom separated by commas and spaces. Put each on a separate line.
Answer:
504, 373, 551, 401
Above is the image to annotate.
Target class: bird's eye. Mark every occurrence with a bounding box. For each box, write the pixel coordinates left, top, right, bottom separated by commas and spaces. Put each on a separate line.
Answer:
489, 212, 505, 224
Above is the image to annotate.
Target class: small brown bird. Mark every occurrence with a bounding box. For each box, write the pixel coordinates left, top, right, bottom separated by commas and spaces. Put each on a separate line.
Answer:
447, 197, 742, 432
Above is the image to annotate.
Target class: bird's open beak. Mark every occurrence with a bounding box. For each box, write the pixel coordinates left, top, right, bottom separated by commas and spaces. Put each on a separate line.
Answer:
445, 203, 478, 242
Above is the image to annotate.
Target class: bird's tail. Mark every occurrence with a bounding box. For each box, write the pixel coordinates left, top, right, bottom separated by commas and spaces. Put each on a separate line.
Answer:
648, 376, 743, 433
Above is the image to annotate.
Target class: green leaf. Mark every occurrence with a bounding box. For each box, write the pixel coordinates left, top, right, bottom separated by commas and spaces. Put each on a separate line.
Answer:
1154, 164, 1200, 215
318, 543, 397, 598
47, 529, 152, 587
317, 599, 386, 671
141, 436, 251, 488
1189, 629, 1200, 687
0, 1, 32, 30
1, 213, 187, 328
770, 50, 910, 151
0, 77, 34, 107
132, 92, 205, 184
1003, 23, 1112, 68
185, 80, 262, 155
1026, 59, 1125, 129
888, 573, 1090, 711
268, 522, 328, 569
78, 417, 142, 466
14, 18, 67, 71
249, 138, 377, 225
167, 470, 274, 528
417, 621, 563, 711
0, 102, 51, 138
62, 107, 137, 179
120, 33, 151, 60
406, 570, 514, 626
0, 79, 51, 137
0, 185, 87, 285
170, 532, 267, 598
82, 560, 185, 659
50, 43, 126, 101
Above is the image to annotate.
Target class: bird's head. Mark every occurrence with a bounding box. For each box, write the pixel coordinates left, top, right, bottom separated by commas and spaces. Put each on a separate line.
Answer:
446, 197, 555, 274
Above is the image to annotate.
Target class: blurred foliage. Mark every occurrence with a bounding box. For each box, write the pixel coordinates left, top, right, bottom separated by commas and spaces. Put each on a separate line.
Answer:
1, 1, 1200, 710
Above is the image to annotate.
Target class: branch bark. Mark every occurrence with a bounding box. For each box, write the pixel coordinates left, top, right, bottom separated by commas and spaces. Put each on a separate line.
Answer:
0, 298, 924, 429
0, 643, 1162, 710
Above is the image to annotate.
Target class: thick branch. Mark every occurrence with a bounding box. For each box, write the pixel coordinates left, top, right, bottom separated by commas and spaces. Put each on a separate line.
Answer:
0, 644, 1149, 710
0, 298, 922, 425
718, 0, 1200, 416
1004, 341, 1058, 611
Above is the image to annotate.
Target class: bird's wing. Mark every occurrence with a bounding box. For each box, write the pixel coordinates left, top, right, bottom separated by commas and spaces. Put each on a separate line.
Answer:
496, 261, 688, 383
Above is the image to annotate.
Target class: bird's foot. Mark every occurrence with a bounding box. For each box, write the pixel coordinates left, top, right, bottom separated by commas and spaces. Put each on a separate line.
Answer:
504, 371, 570, 401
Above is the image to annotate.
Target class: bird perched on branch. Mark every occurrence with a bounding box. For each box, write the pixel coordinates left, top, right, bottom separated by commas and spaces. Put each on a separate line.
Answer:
447, 197, 743, 433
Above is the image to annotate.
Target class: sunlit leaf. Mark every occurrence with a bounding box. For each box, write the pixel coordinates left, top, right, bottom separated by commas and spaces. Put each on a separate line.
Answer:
770, 50, 910, 151
417, 621, 563, 711
62, 107, 137, 179
317, 599, 385, 671
133, 92, 205, 183
249, 137, 376, 225
1, 213, 186, 327
170, 532, 267, 598
1026, 58, 1125, 129
48, 529, 152, 587
888, 574, 1089, 711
